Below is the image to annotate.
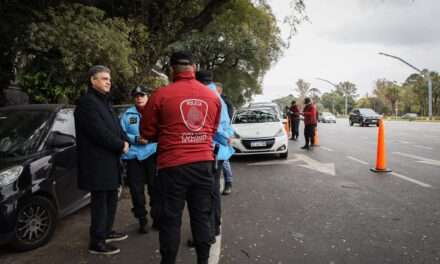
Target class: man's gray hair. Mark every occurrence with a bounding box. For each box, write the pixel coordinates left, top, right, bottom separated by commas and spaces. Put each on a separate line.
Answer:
88, 65, 111, 79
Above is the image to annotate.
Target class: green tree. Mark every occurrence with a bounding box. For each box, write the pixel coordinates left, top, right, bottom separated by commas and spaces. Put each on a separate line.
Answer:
18, 4, 136, 103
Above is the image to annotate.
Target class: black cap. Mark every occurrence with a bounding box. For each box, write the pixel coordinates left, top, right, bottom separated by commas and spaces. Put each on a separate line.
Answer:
131, 86, 151, 97
170, 51, 193, 66
196, 70, 213, 84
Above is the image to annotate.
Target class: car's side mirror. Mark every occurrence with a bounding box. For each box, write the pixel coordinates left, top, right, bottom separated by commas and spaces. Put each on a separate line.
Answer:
47, 131, 75, 149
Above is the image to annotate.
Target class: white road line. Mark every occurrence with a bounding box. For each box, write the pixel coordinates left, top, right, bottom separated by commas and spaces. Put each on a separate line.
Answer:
413, 145, 434, 150
390, 172, 432, 188
393, 152, 440, 166
347, 156, 368, 165
209, 234, 222, 264
209, 178, 224, 264
320, 146, 334, 152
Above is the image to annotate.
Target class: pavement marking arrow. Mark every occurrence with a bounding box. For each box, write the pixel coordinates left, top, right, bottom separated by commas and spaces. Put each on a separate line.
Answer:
393, 152, 440, 167
295, 154, 336, 176
248, 154, 336, 176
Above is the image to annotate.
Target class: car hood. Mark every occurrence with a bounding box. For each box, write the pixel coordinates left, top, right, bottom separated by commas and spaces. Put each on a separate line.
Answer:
232, 122, 283, 138
0, 154, 38, 172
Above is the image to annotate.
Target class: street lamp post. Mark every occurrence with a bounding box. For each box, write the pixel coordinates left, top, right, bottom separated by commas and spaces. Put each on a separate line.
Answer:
316, 78, 348, 116
378, 52, 433, 120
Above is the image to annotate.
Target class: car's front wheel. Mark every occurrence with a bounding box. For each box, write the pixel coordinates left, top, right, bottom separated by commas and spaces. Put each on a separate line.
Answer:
349, 119, 354, 126
11, 196, 57, 251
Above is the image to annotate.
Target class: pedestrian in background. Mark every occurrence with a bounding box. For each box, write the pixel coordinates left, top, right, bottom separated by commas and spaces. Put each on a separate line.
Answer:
300, 97, 317, 150
74, 65, 129, 255
120, 86, 158, 234
140, 51, 222, 264
288, 100, 300, 140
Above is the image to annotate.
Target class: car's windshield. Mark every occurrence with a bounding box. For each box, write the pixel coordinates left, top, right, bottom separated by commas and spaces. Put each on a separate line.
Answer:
359, 109, 378, 115
322, 112, 333, 117
0, 110, 51, 158
233, 108, 279, 124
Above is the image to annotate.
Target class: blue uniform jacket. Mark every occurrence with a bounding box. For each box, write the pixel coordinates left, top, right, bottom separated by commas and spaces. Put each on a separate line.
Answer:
120, 106, 157, 161
207, 83, 235, 161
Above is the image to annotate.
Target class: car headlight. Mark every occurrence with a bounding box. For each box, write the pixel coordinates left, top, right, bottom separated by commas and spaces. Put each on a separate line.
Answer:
233, 132, 241, 139
0, 165, 23, 186
275, 128, 285, 137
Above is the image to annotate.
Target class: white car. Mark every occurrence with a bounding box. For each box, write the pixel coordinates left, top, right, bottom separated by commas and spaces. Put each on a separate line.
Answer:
230, 107, 289, 159
318, 112, 336, 123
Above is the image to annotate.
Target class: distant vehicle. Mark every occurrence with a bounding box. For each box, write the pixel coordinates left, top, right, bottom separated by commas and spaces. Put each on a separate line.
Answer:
230, 107, 288, 159
318, 112, 336, 123
0, 104, 90, 251
349, 108, 382, 127
401, 113, 418, 121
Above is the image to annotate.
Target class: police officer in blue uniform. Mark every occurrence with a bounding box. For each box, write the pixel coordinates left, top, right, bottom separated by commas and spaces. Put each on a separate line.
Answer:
120, 86, 158, 233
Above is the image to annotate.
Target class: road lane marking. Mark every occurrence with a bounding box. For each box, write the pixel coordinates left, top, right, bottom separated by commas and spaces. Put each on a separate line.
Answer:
209, 234, 221, 264
399, 140, 411, 144
393, 152, 440, 167
413, 145, 433, 150
347, 156, 368, 165
390, 172, 432, 188
248, 155, 336, 176
320, 146, 334, 152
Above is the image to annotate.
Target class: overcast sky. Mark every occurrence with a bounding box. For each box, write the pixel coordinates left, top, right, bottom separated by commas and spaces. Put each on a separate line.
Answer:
258, 0, 440, 101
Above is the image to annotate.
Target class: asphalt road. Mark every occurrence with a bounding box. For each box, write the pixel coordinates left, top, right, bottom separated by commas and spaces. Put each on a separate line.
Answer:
1, 119, 440, 263
221, 119, 440, 264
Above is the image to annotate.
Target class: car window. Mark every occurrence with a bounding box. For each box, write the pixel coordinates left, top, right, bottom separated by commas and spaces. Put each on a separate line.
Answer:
359, 109, 378, 115
0, 110, 51, 158
50, 108, 76, 137
233, 108, 279, 124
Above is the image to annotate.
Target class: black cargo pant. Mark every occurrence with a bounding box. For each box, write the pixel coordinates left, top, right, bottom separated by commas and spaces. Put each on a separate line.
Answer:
304, 124, 316, 147
158, 161, 214, 264
90, 190, 118, 243
211, 160, 223, 239
290, 118, 300, 139
126, 154, 158, 222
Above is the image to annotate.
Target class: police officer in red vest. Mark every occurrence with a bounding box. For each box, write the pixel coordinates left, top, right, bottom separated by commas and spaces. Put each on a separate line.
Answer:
140, 51, 221, 264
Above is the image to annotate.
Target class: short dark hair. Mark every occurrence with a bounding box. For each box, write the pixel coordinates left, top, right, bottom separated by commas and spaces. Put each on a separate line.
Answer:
196, 70, 213, 85
304, 97, 311, 104
88, 65, 110, 79
170, 51, 193, 66
291, 100, 296, 104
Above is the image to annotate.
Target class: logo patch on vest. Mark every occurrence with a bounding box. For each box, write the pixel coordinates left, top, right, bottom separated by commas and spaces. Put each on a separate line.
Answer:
129, 117, 137, 124
180, 99, 208, 132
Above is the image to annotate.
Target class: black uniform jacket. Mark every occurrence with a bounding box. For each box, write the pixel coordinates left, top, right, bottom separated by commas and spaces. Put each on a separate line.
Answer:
74, 88, 125, 191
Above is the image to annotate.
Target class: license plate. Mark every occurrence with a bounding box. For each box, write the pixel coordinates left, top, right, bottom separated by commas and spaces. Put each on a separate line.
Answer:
251, 141, 267, 147
370, 120, 377, 123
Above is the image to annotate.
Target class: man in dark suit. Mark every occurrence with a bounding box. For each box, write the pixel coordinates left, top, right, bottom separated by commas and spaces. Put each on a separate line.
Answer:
74, 65, 129, 255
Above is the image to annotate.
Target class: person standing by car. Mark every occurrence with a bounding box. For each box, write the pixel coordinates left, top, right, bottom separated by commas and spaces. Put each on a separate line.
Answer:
120, 86, 158, 234
215, 82, 234, 195
300, 97, 317, 150
140, 51, 222, 264
74, 65, 129, 255
288, 100, 300, 140
196, 71, 234, 243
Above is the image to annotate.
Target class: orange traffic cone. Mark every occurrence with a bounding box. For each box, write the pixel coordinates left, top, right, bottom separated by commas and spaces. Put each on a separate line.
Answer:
313, 126, 319, 146
371, 119, 392, 173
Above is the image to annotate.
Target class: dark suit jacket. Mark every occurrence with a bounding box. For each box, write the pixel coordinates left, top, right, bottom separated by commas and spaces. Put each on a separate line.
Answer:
74, 88, 125, 191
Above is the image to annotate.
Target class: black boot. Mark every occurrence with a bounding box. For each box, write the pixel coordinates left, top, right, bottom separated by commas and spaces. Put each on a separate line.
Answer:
138, 217, 149, 234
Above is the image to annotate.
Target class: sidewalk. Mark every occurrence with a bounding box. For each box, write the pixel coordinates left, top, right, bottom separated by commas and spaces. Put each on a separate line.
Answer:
0, 187, 221, 264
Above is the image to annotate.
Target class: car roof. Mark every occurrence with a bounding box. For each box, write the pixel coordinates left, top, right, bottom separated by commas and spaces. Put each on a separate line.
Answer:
0, 104, 72, 112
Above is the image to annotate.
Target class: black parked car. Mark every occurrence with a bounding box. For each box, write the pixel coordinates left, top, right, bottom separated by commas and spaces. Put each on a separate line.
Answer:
0, 104, 90, 251
349, 108, 382, 127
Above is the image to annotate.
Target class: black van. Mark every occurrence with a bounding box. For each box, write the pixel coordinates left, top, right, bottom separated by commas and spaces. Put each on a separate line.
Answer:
0, 104, 90, 251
